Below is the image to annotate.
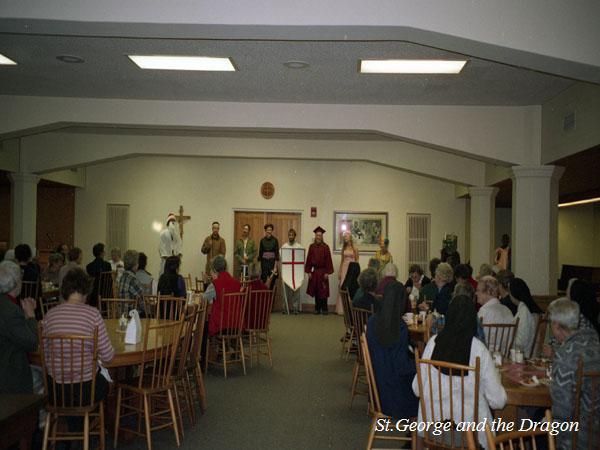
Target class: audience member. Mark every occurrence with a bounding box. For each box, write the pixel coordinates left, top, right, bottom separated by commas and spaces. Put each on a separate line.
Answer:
43, 269, 114, 424
426, 262, 454, 315
15, 243, 41, 285
476, 276, 514, 351
547, 299, 600, 450
496, 270, 517, 315
340, 261, 361, 300
58, 246, 83, 290
86, 243, 112, 307
0, 261, 38, 393
352, 268, 380, 312
110, 247, 124, 275
157, 255, 186, 298
477, 263, 494, 279
42, 252, 64, 285
208, 256, 242, 336
116, 250, 146, 315
413, 295, 506, 449
367, 281, 418, 419
376, 263, 398, 296
569, 279, 600, 337
497, 275, 535, 355
404, 264, 430, 303
54, 243, 69, 263
135, 252, 153, 295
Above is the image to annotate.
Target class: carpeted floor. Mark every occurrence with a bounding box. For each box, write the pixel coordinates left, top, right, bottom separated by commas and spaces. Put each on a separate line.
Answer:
119, 313, 371, 450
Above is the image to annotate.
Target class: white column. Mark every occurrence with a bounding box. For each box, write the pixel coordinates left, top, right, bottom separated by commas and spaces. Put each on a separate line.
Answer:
8, 173, 40, 248
511, 165, 564, 295
469, 186, 499, 271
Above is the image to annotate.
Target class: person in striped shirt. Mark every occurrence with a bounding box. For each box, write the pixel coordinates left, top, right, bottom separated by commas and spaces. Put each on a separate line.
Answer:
43, 268, 115, 409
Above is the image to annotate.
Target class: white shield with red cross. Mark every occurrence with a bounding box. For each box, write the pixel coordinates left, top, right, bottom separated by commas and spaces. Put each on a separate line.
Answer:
281, 247, 305, 291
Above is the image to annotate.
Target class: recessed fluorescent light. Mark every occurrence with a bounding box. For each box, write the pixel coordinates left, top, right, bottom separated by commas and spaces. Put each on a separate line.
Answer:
0, 53, 17, 65
558, 197, 600, 208
360, 59, 467, 74
128, 55, 235, 71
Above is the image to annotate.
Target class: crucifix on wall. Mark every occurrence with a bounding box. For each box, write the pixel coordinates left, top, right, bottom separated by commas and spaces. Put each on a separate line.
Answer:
176, 205, 191, 239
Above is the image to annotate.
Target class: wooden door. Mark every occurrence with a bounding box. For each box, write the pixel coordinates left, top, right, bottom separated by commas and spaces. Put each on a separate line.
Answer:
233, 211, 301, 310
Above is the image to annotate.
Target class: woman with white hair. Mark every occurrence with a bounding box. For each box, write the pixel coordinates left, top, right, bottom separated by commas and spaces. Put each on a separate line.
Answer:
0, 260, 38, 393
547, 299, 600, 450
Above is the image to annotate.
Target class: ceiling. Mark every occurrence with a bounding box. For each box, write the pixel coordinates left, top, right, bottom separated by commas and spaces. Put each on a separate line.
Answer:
0, 34, 576, 105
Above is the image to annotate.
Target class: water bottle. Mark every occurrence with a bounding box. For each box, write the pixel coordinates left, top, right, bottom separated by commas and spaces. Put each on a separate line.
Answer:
430, 311, 438, 335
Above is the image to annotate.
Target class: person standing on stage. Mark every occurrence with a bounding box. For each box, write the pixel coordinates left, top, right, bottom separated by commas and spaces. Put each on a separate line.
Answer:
259, 223, 280, 283
281, 228, 304, 315
305, 226, 334, 315
159, 213, 182, 274
234, 223, 256, 279
201, 221, 226, 278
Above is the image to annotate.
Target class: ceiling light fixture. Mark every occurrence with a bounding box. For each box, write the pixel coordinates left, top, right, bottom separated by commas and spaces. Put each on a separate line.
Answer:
128, 55, 236, 71
56, 55, 85, 64
0, 53, 17, 65
558, 197, 600, 208
360, 59, 467, 74
283, 61, 310, 69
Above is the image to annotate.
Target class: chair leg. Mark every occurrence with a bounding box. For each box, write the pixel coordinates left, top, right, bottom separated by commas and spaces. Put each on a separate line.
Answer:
167, 389, 181, 447
248, 332, 254, 368
349, 360, 360, 408
266, 333, 273, 368
42, 412, 51, 450
184, 371, 196, 425
366, 415, 378, 450
194, 364, 207, 412
239, 336, 247, 375
99, 401, 106, 450
83, 413, 90, 450
143, 393, 153, 450
222, 339, 228, 379
113, 387, 122, 449
172, 382, 185, 438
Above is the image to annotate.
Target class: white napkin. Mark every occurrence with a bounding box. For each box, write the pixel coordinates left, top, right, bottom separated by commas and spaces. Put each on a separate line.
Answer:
124, 309, 142, 344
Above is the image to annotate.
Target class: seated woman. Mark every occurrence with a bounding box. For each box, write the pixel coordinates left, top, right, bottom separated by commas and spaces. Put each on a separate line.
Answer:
157, 255, 186, 298
412, 295, 507, 449
42, 252, 64, 286
508, 278, 542, 356
43, 269, 115, 410
547, 298, 600, 450
418, 262, 454, 315
0, 261, 38, 394
352, 268, 380, 312
135, 252, 153, 296
208, 256, 243, 336
376, 263, 398, 297
569, 279, 600, 337
366, 281, 418, 419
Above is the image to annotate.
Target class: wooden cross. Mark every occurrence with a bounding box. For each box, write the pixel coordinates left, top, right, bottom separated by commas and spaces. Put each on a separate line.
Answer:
176, 205, 191, 239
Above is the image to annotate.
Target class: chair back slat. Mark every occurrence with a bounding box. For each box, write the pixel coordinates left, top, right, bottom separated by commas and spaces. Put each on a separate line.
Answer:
143, 294, 159, 318
415, 350, 480, 449
39, 324, 99, 409
573, 359, 600, 450
340, 289, 353, 331
350, 306, 372, 362
482, 318, 519, 358
217, 290, 248, 338
480, 409, 556, 450
138, 320, 183, 390
20, 279, 40, 300
99, 297, 138, 319
98, 271, 116, 299
529, 313, 548, 359
246, 289, 275, 331
360, 333, 382, 414
157, 295, 187, 321
175, 305, 199, 377
39, 297, 60, 318
189, 298, 208, 368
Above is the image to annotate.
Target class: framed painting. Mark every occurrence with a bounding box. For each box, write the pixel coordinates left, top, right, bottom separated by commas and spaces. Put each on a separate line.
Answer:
333, 211, 388, 253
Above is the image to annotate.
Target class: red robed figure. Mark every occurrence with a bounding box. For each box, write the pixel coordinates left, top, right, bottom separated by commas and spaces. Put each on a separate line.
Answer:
208, 271, 242, 336
304, 241, 334, 299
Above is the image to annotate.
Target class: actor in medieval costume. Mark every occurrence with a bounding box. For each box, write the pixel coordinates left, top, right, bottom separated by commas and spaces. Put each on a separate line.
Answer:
305, 226, 334, 315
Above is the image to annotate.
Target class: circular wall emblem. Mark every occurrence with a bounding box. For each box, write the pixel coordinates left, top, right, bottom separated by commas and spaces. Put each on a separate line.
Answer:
261, 182, 275, 199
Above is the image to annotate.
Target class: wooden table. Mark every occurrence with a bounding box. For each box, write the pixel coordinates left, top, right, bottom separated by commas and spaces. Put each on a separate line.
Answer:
494, 362, 551, 422
408, 322, 428, 342
0, 394, 45, 450
30, 318, 179, 368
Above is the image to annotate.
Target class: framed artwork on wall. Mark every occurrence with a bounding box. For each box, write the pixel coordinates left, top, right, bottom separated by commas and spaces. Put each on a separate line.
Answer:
333, 211, 388, 253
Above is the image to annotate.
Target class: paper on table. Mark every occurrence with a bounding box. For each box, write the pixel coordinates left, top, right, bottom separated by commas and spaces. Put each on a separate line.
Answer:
124, 309, 142, 344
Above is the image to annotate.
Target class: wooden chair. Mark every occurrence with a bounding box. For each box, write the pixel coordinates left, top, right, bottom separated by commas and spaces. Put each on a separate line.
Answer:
246, 287, 276, 367
573, 359, 600, 450
414, 350, 481, 450
194, 277, 204, 293
114, 320, 184, 450
186, 299, 209, 420
157, 295, 187, 321
39, 326, 105, 450
99, 297, 138, 319
207, 290, 248, 378
482, 318, 519, 358
98, 271, 116, 299
529, 313, 549, 359
39, 296, 60, 318
465, 409, 555, 450
172, 305, 199, 434
360, 333, 416, 450
20, 279, 40, 300
143, 295, 159, 319
183, 274, 192, 291
349, 306, 372, 408
339, 289, 356, 360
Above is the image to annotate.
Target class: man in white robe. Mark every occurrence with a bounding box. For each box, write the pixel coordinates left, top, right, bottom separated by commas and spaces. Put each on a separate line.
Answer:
159, 213, 182, 274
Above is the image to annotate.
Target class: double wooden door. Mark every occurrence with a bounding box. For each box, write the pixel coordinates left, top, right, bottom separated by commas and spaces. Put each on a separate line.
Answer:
233, 211, 301, 310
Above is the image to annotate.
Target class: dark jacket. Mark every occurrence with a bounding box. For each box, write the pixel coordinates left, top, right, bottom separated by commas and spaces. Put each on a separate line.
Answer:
86, 257, 112, 307
0, 294, 38, 394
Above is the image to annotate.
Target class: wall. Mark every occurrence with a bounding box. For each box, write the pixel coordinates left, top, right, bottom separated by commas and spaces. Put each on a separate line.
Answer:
558, 203, 600, 270
74, 156, 466, 304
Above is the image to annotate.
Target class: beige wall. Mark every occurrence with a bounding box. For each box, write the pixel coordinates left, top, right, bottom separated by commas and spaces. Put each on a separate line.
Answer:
74, 156, 466, 304
558, 203, 600, 270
